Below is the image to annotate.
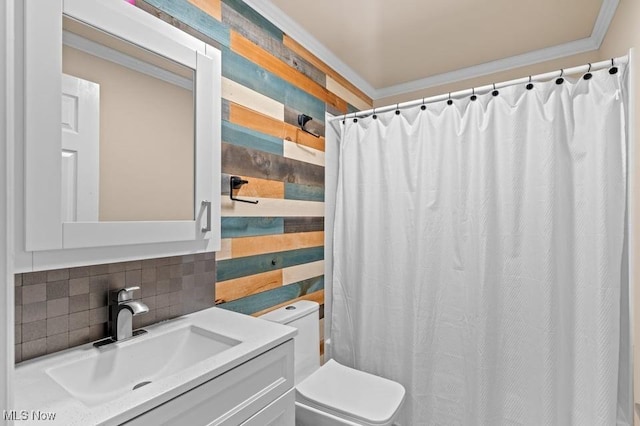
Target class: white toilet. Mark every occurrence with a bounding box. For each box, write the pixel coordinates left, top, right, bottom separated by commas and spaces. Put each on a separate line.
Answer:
261, 301, 405, 426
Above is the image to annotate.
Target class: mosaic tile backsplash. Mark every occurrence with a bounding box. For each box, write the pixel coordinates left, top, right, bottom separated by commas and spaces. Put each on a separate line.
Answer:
15, 253, 215, 363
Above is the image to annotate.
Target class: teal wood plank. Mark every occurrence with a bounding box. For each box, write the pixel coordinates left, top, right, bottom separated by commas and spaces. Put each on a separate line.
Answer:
217, 247, 324, 282
222, 120, 283, 156
221, 0, 283, 41
285, 183, 324, 202
222, 47, 325, 121
144, 0, 230, 47
221, 217, 284, 238
218, 275, 324, 315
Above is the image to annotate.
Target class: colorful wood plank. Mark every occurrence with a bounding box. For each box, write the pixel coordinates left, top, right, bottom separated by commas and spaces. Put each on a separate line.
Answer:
220, 3, 325, 87
221, 142, 324, 186
216, 238, 233, 260
252, 289, 324, 317
215, 269, 282, 303
284, 182, 324, 202
228, 101, 325, 151
187, 0, 221, 21
222, 47, 325, 121
283, 34, 372, 107
283, 141, 325, 167
326, 75, 371, 112
231, 231, 324, 258
222, 77, 284, 121
222, 120, 283, 156
143, 0, 230, 47
231, 31, 347, 114
284, 217, 324, 234
282, 260, 325, 286
222, 197, 324, 217
221, 217, 284, 238
222, 0, 283, 41
217, 247, 324, 282
218, 275, 324, 315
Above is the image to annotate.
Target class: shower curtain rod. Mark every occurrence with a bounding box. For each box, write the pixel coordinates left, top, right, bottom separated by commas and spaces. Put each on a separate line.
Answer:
329, 56, 627, 121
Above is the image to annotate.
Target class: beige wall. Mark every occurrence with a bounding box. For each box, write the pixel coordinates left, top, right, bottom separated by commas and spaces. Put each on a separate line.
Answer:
377, 0, 639, 421
63, 46, 194, 221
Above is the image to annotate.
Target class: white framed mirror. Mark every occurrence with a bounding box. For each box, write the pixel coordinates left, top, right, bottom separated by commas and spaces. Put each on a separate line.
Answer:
24, 0, 221, 252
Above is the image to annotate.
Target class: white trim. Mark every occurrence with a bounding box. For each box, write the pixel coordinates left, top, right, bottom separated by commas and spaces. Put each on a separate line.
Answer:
1, 0, 15, 417
63, 31, 193, 91
244, 0, 619, 100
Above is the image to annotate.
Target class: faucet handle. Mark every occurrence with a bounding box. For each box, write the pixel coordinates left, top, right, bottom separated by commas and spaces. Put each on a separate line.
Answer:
112, 286, 140, 302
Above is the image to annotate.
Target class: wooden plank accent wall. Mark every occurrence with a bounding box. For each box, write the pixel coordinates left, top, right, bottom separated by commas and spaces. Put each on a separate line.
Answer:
138, 0, 372, 321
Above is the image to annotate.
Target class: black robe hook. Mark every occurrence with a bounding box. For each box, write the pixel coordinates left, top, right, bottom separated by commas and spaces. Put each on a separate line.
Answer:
298, 114, 321, 138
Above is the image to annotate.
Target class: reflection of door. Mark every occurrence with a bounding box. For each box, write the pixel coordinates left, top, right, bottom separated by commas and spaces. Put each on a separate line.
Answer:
61, 73, 99, 222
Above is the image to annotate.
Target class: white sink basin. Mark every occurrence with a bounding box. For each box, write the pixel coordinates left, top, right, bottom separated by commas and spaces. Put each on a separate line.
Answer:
46, 325, 241, 407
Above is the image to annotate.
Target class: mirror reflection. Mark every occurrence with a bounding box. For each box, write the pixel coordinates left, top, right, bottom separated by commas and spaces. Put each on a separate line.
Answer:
61, 17, 195, 222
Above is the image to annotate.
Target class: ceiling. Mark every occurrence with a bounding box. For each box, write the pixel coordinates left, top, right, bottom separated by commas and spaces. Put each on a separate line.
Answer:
248, 0, 615, 99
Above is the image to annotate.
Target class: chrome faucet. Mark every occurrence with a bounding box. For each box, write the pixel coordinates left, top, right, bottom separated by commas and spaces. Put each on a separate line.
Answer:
95, 287, 148, 347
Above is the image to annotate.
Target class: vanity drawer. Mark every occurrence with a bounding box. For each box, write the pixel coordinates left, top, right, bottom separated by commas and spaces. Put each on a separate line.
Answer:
241, 388, 295, 426
125, 339, 294, 426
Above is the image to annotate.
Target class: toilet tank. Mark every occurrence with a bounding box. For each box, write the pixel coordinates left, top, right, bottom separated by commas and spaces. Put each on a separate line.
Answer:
260, 301, 320, 384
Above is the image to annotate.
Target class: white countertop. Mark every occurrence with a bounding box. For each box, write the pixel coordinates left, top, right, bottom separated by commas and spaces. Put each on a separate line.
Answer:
13, 307, 296, 426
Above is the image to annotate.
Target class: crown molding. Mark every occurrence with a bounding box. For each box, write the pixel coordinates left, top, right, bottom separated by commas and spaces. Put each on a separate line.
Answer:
243, 0, 619, 101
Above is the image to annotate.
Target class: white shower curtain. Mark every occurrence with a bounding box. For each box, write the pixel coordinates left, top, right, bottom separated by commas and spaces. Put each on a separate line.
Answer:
330, 62, 630, 426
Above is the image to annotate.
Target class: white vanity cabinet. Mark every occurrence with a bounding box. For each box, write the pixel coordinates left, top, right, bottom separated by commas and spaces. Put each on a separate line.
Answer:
124, 340, 295, 426
18, 0, 221, 271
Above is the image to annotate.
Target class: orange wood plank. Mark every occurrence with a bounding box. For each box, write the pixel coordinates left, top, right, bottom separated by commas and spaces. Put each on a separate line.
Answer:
283, 34, 373, 107
230, 31, 347, 113
252, 289, 324, 317
215, 269, 282, 303
229, 102, 325, 152
187, 0, 221, 20
232, 175, 284, 199
231, 231, 324, 258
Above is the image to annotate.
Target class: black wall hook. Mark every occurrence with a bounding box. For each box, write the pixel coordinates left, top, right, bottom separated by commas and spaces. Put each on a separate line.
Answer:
230, 176, 258, 204
297, 114, 321, 138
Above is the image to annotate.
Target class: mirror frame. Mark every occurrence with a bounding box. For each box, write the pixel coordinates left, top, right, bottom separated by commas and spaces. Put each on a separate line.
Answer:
24, 0, 221, 251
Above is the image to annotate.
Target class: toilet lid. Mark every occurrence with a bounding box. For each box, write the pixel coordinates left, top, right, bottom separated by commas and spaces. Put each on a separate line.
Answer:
296, 359, 406, 425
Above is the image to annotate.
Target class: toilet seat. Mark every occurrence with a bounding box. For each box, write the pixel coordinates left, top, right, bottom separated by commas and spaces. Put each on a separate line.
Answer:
296, 359, 406, 426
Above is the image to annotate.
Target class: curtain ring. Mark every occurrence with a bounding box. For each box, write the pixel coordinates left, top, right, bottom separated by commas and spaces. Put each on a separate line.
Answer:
526, 76, 534, 90
556, 69, 564, 85
353, 112, 358, 123
470, 88, 477, 101
584, 63, 593, 80
395, 103, 400, 115
609, 58, 619, 75
447, 92, 453, 105
420, 98, 426, 111
492, 83, 499, 97
372, 107, 377, 120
